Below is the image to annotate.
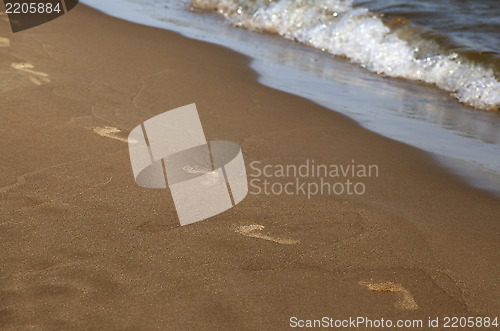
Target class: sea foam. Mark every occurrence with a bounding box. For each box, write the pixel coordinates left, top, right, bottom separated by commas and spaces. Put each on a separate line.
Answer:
192, 0, 500, 111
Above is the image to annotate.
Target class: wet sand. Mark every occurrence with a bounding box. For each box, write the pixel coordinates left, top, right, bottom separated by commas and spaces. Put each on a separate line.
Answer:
0, 4, 499, 329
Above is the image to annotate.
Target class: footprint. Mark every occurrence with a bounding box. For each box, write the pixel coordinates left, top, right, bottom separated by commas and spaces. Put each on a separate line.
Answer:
183, 166, 220, 186
0, 36, 9, 47
359, 280, 419, 310
93, 126, 129, 143
183, 166, 213, 174
235, 224, 299, 245
11, 62, 50, 85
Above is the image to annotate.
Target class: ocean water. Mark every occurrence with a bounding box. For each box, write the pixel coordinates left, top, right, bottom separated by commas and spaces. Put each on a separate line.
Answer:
192, 0, 500, 111
81, 0, 500, 195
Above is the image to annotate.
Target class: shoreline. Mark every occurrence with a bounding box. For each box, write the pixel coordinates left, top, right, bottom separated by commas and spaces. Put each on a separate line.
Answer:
0, 4, 499, 329
81, 0, 500, 197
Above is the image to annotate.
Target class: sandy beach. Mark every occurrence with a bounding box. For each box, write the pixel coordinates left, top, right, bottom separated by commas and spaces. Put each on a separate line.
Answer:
0, 4, 499, 329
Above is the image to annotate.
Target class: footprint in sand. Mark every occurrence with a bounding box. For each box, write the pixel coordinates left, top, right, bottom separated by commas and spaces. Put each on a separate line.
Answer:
235, 224, 299, 245
0, 36, 9, 47
183, 166, 221, 186
359, 280, 419, 310
93, 126, 129, 143
11, 62, 50, 85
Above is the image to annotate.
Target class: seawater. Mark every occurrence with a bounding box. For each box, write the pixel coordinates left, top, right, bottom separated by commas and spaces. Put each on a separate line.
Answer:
81, 0, 500, 195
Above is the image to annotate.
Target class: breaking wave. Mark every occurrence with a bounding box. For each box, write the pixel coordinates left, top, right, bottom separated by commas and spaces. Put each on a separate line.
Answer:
192, 0, 500, 111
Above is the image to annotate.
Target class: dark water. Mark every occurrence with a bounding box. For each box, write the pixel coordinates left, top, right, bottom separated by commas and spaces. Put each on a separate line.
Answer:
355, 0, 500, 56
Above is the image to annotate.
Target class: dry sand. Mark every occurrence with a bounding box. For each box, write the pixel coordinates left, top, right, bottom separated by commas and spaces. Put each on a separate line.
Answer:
0, 4, 499, 330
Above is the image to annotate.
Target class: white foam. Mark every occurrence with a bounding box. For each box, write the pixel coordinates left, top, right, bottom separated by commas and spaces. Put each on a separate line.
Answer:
192, 0, 500, 111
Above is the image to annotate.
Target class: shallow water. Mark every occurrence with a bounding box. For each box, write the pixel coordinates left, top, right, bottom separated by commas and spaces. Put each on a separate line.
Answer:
81, 0, 500, 195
